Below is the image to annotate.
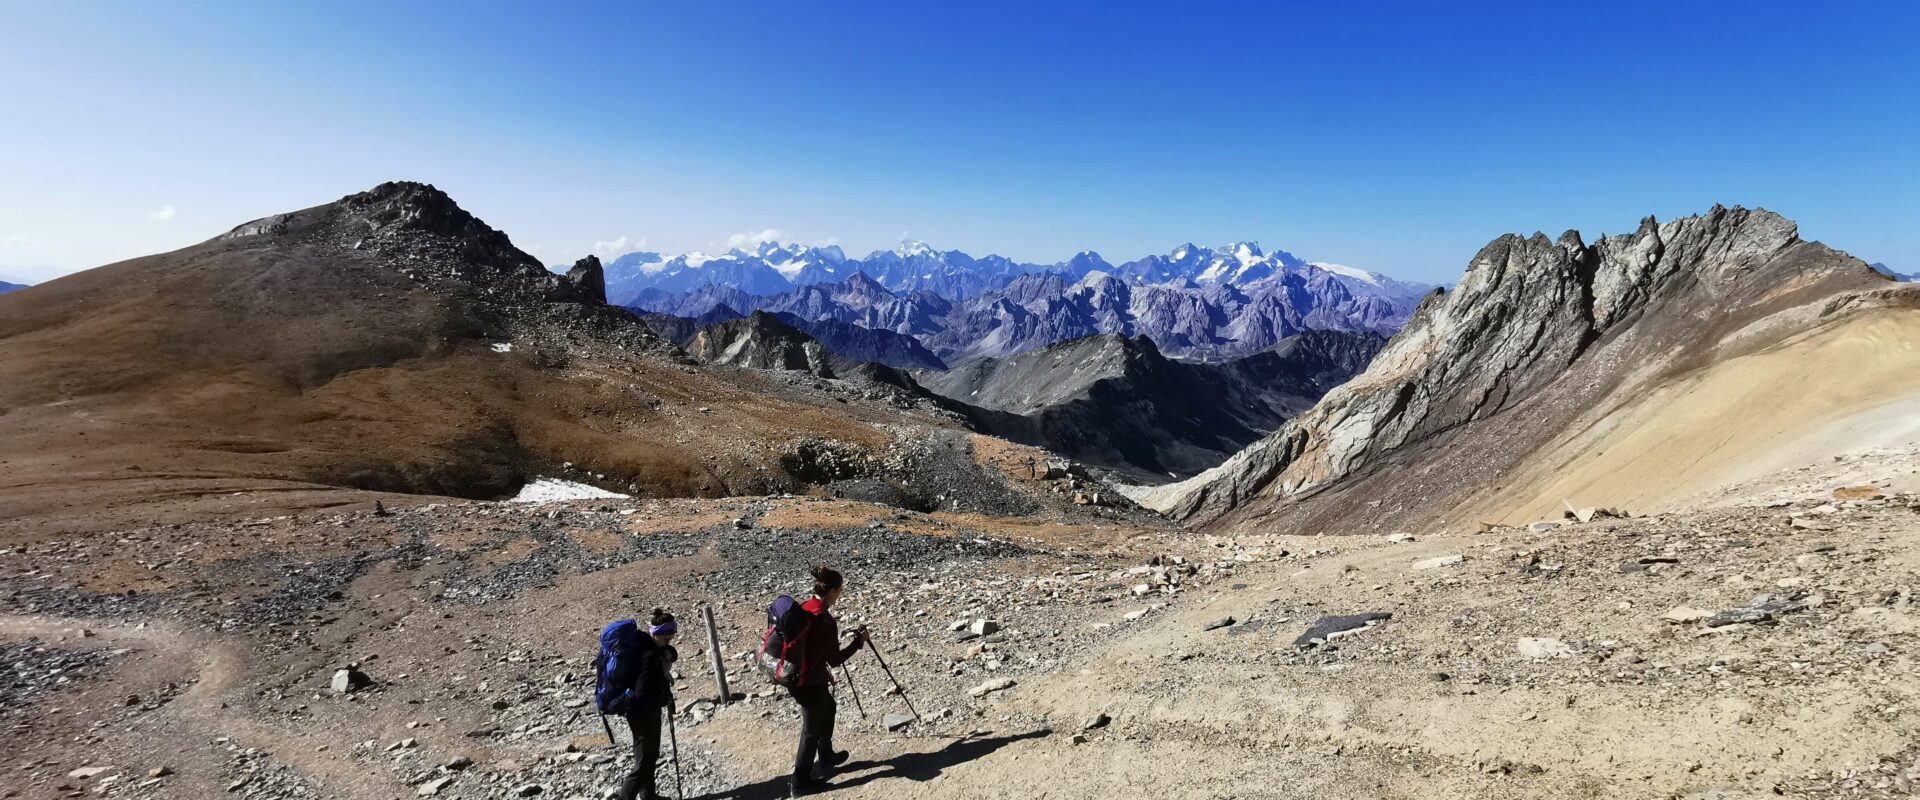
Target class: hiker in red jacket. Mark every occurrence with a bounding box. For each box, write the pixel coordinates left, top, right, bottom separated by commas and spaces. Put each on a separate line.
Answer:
787, 565, 866, 797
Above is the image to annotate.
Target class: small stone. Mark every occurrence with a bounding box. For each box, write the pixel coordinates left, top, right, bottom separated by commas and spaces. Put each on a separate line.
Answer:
1413, 555, 1465, 570
1527, 521, 1562, 533
1203, 617, 1236, 631
418, 776, 454, 796
1516, 637, 1573, 659
68, 767, 109, 780
968, 678, 1016, 698
512, 784, 545, 797
1082, 713, 1111, 731
442, 756, 473, 771
147, 766, 173, 778
882, 714, 914, 732
1662, 606, 1712, 624
1071, 733, 1089, 744
1385, 533, 1415, 543
970, 619, 1000, 637
1833, 485, 1884, 500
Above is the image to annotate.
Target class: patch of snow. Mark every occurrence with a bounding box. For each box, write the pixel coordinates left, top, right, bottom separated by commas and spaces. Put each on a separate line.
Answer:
1310, 262, 1382, 286
769, 258, 810, 280
509, 478, 628, 503
491, 343, 513, 353
682, 252, 715, 269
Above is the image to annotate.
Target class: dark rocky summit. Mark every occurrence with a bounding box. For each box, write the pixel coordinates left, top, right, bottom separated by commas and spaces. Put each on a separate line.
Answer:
565, 255, 607, 304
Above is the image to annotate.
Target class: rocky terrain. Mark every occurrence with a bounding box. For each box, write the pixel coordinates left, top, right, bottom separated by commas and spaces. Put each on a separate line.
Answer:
5, 448, 1916, 799
1141, 206, 1920, 535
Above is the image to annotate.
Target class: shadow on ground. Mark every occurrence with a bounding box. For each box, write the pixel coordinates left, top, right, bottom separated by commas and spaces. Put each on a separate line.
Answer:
689, 728, 1052, 800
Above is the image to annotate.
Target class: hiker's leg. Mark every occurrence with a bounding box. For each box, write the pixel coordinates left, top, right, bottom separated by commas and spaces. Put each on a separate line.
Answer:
788, 685, 829, 787
617, 707, 663, 800
814, 691, 839, 771
637, 705, 662, 798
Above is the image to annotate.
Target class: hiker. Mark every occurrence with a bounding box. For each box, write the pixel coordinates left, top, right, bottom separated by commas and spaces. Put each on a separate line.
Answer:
595, 608, 679, 800
785, 566, 867, 796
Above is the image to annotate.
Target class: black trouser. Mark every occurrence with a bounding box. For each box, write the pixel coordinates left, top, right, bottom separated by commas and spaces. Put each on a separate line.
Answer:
787, 682, 837, 785
618, 705, 663, 800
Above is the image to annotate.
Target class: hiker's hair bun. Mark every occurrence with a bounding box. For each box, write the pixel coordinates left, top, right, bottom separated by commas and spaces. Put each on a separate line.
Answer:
811, 565, 845, 595
649, 607, 674, 625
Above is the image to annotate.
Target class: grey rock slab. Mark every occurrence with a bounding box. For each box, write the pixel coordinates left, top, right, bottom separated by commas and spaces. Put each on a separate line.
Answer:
1292, 613, 1391, 649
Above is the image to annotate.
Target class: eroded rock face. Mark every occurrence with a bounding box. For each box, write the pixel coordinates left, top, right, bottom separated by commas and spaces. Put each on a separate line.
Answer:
687, 311, 836, 377
566, 255, 607, 305
1146, 206, 1890, 530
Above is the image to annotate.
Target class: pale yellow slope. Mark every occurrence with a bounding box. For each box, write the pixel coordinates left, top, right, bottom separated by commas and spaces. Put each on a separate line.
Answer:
1466, 310, 1920, 526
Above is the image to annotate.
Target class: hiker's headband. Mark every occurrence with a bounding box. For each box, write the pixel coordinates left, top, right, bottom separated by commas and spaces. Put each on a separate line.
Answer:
650, 621, 678, 637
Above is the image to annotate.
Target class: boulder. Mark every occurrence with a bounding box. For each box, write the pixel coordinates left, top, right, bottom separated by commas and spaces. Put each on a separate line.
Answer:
882, 713, 915, 732
331, 667, 372, 694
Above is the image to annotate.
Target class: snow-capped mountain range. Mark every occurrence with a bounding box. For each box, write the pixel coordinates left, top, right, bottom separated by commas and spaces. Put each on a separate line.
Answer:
607, 240, 1435, 364
594, 240, 1427, 305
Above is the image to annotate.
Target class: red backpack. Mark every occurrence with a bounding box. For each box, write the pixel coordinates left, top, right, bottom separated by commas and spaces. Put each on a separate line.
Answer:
756, 595, 814, 687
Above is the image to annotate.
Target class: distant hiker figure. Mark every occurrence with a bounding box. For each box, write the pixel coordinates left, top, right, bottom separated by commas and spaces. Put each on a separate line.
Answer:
757, 566, 867, 797
594, 609, 680, 800
1026, 456, 1038, 479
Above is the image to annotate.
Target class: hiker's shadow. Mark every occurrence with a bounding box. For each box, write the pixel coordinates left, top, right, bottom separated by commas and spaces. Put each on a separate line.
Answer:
690, 729, 1050, 800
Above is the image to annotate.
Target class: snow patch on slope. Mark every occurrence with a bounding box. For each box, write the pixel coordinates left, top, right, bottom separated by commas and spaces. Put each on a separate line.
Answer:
509, 478, 629, 503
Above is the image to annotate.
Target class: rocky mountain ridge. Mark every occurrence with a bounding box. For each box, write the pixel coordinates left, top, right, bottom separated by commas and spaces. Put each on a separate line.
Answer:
628, 258, 1425, 364
1140, 205, 1915, 532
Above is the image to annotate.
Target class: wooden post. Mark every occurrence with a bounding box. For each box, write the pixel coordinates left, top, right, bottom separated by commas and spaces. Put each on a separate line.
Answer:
702, 605, 731, 704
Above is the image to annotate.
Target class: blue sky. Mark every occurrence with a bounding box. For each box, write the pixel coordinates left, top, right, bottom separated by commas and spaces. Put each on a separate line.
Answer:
2, 1, 1915, 285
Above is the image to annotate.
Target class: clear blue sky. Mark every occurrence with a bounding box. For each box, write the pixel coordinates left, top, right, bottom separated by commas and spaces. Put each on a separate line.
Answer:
2, 1, 1915, 285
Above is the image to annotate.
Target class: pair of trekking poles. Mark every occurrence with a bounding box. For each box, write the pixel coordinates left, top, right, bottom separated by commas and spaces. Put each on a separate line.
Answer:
596, 628, 918, 800
837, 626, 922, 725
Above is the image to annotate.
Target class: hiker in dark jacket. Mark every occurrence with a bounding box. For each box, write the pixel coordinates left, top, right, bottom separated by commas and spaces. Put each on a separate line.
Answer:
619, 609, 679, 800
787, 566, 866, 797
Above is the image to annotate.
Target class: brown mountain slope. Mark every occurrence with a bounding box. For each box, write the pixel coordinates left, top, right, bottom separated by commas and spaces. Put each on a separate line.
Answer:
0, 183, 948, 536
1139, 206, 1920, 534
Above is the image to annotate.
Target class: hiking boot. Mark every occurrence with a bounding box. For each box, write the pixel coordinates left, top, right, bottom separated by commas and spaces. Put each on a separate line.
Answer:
811, 749, 850, 781
789, 777, 825, 798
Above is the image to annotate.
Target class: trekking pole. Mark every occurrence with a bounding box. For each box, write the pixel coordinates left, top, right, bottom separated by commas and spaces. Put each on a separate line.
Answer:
599, 713, 618, 752
666, 707, 684, 800
839, 663, 867, 718
864, 631, 922, 723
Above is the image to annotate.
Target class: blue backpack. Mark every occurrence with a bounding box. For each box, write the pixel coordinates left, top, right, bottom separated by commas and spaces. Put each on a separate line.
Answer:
593, 619, 647, 714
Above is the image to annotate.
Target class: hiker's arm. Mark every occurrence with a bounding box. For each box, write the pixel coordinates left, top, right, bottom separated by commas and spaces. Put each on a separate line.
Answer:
830, 627, 866, 665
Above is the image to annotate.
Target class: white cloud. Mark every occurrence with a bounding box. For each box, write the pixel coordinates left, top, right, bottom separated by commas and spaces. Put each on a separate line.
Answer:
721, 228, 783, 250
593, 235, 646, 257
0, 235, 27, 250
812, 236, 840, 247
148, 205, 177, 221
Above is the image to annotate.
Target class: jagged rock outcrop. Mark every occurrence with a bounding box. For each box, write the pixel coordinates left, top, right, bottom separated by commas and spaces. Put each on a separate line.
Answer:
566, 255, 607, 304
926, 330, 1385, 481
1141, 206, 1905, 532
687, 311, 838, 377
